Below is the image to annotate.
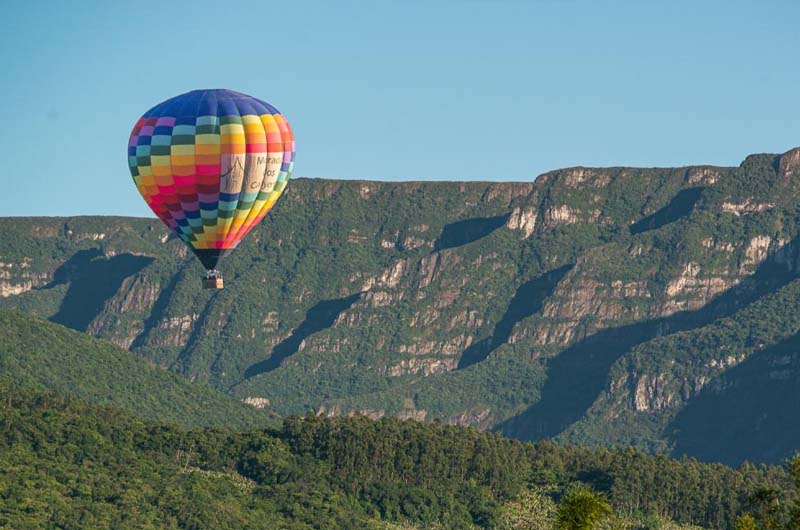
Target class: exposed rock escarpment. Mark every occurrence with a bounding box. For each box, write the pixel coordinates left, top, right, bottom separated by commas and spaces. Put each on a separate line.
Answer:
3, 148, 800, 464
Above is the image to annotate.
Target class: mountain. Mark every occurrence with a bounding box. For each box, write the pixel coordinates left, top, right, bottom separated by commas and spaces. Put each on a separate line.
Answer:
2, 147, 800, 464
0, 385, 789, 530
0, 309, 271, 429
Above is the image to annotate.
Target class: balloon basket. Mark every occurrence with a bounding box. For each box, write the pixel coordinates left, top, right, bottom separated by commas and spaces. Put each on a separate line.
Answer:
202, 270, 224, 289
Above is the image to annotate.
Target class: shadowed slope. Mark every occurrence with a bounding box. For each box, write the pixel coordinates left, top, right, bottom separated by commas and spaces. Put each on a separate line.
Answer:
458, 265, 573, 369
244, 292, 363, 378
629, 187, 705, 235
435, 215, 509, 251
46, 249, 154, 331
498, 243, 799, 441
669, 332, 800, 465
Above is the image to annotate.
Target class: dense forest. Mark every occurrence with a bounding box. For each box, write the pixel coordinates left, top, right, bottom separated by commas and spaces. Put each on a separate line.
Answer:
1, 385, 797, 530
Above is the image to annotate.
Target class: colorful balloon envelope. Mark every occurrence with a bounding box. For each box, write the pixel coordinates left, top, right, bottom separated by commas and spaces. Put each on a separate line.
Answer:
128, 89, 295, 288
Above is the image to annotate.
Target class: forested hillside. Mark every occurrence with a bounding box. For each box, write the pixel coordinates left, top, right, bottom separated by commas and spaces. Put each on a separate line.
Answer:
0, 310, 270, 429
3, 147, 800, 464
1, 386, 794, 530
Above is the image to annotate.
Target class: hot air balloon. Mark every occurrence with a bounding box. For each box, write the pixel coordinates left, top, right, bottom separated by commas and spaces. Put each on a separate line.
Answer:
128, 89, 295, 288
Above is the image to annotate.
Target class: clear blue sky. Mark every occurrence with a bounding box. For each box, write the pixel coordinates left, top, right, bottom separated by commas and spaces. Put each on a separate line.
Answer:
1, 0, 798, 217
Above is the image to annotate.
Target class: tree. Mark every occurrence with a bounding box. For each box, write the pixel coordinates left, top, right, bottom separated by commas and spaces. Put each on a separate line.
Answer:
787, 457, 800, 530
749, 487, 783, 530
736, 455, 800, 530
734, 514, 758, 530
497, 488, 557, 530
555, 486, 613, 530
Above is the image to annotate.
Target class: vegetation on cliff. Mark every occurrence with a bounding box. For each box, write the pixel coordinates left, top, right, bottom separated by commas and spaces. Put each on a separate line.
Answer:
2, 148, 800, 464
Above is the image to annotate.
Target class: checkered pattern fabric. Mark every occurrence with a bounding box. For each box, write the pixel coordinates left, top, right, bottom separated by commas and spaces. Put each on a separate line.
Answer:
128, 89, 295, 267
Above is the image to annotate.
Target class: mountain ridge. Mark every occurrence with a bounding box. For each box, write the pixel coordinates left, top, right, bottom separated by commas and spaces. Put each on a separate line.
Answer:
2, 147, 800, 464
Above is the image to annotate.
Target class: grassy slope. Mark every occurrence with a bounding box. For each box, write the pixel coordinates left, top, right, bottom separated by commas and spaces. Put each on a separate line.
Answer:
0, 309, 271, 429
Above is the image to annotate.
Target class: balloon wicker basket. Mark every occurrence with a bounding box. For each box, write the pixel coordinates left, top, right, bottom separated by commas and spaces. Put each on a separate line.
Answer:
203, 277, 224, 289
203, 271, 224, 290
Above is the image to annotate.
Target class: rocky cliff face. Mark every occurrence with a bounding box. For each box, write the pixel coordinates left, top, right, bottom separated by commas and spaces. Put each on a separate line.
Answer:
3, 148, 800, 464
